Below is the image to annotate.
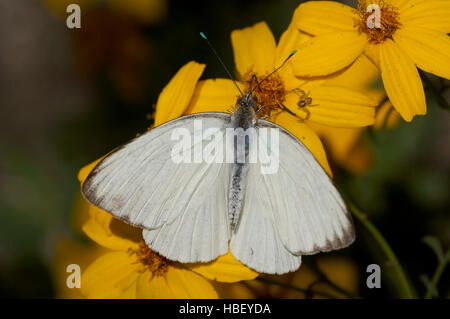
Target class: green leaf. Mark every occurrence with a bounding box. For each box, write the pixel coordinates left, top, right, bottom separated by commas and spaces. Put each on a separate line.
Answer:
422, 236, 450, 299
422, 236, 445, 264
420, 274, 438, 298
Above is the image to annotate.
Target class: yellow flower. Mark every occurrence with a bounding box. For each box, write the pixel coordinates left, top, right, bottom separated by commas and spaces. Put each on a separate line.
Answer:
183, 22, 379, 177
77, 62, 259, 298
52, 237, 107, 299
373, 98, 401, 130
292, 0, 450, 122
306, 53, 399, 173
80, 211, 216, 298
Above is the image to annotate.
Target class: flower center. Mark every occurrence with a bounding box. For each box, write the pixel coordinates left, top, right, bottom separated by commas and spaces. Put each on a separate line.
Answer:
355, 0, 401, 44
243, 70, 286, 118
130, 241, 171, 277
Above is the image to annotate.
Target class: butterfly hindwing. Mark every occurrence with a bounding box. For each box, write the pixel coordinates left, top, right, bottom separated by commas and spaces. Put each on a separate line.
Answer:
260, 120, 354, 255
230, 160, 303, 274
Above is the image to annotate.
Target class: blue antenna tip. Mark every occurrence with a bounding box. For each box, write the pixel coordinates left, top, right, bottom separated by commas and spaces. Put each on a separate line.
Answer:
291, 50, 297, 55
200, 32, 207, 39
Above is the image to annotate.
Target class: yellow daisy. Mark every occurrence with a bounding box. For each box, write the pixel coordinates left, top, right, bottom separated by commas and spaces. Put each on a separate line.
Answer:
307, 53, 400, 173
291, 0, 450, 122
185, 21, 379, 177
79, 204, 219, 299
52, 237, 107, 299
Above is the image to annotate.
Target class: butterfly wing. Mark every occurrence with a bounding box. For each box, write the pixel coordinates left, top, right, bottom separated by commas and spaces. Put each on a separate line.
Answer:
142, 151, 232, 262
82, 113, 232, 262
230, 119, 354, 274
229, 159, 303, 274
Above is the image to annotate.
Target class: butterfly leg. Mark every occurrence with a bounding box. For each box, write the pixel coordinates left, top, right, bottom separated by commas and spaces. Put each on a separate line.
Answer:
302, 107, 311, 120
290, 88, 306, 97
256, 105, 265, 114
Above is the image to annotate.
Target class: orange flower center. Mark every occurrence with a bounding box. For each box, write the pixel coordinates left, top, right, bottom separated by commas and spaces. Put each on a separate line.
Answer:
130, 241, 171, 277
243, 70, 286, 118
355, 0, 401, 44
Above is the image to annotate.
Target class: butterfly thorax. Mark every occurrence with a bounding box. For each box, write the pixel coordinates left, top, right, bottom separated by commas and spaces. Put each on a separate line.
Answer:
228, 93, 257, 232
231, 93, 257, 130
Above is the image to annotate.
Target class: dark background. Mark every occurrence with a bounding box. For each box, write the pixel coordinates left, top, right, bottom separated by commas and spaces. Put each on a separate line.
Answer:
0, 0, 448, 298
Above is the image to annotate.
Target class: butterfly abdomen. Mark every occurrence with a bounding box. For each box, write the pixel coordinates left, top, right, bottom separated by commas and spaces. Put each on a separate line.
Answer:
229, 163, 247, 231
228, 94, 256, 231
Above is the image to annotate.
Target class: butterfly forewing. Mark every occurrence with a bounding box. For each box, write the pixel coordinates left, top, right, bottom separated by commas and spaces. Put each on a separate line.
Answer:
82, 113, 232, 264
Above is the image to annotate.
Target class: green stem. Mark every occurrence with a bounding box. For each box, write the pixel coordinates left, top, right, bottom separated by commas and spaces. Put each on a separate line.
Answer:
424, 257, 448, 299
347, 201, 417, 299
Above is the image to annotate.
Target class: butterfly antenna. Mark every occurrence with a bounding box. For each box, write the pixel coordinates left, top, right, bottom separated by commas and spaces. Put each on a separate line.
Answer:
200, 32, 244, 97
250, 50, 297, 94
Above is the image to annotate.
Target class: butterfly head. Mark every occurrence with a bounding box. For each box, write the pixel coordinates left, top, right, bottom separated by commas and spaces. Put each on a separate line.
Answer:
237, 92, 257, 110
232, 92, 257, 128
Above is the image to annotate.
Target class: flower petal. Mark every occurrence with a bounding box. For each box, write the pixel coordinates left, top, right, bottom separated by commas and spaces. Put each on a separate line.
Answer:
324, 54, 380, 89
188, 250, 258, 283
275, 20, 311, 89
379, 39, 426, 122
52, 238, 107, 298
184, 79, 243, 114
78, 158, 105, 183
364, 43, 381, 68
136, 271, 171, 298
286, 86, 377, 127
81, 251, 140, 298
82, 204, 140, 251
137, 267, 218, 298
310, 122, 362, 156
292, 32, 367, 77
307, 122, 373, 174
276, 13, 310, 66
394, 27, 450, 80
400, 0, 450, 33
390, 0, 414, 10
272, 112, 332, 177
373, 99, 401, 130
231, 22, 276, 77
212, 281, 256, 299
154, 61, 205, 126
293, 1, 355, 35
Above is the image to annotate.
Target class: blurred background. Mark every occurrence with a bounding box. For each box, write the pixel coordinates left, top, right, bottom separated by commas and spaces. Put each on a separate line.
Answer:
0, 0, 448, 298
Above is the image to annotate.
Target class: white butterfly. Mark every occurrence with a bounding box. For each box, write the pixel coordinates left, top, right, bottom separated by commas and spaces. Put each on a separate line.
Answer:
82, 90, 355, 274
